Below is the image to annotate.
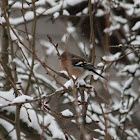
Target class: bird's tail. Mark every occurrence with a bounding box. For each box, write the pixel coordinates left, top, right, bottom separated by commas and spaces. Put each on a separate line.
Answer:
91, 69, 109, 82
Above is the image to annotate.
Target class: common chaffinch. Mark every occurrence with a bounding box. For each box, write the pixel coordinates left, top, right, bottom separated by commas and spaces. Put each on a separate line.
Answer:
60, 51, 107, 80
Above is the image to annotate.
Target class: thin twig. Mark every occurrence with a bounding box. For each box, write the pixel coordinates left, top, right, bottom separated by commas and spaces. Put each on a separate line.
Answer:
25, 0, 36, 95
93, 88, 108, 139
15, 105, 21, 140
0, 88, 71, 110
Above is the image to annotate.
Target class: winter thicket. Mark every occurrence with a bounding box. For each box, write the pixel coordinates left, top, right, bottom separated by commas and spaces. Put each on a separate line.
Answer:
0, 0, 140, 140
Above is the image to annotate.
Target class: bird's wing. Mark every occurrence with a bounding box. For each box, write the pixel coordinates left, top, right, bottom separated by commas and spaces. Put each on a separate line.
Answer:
72, 61, 108, 81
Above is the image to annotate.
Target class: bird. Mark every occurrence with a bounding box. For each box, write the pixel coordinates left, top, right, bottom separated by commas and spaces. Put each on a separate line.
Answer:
60, 51, 108, 81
